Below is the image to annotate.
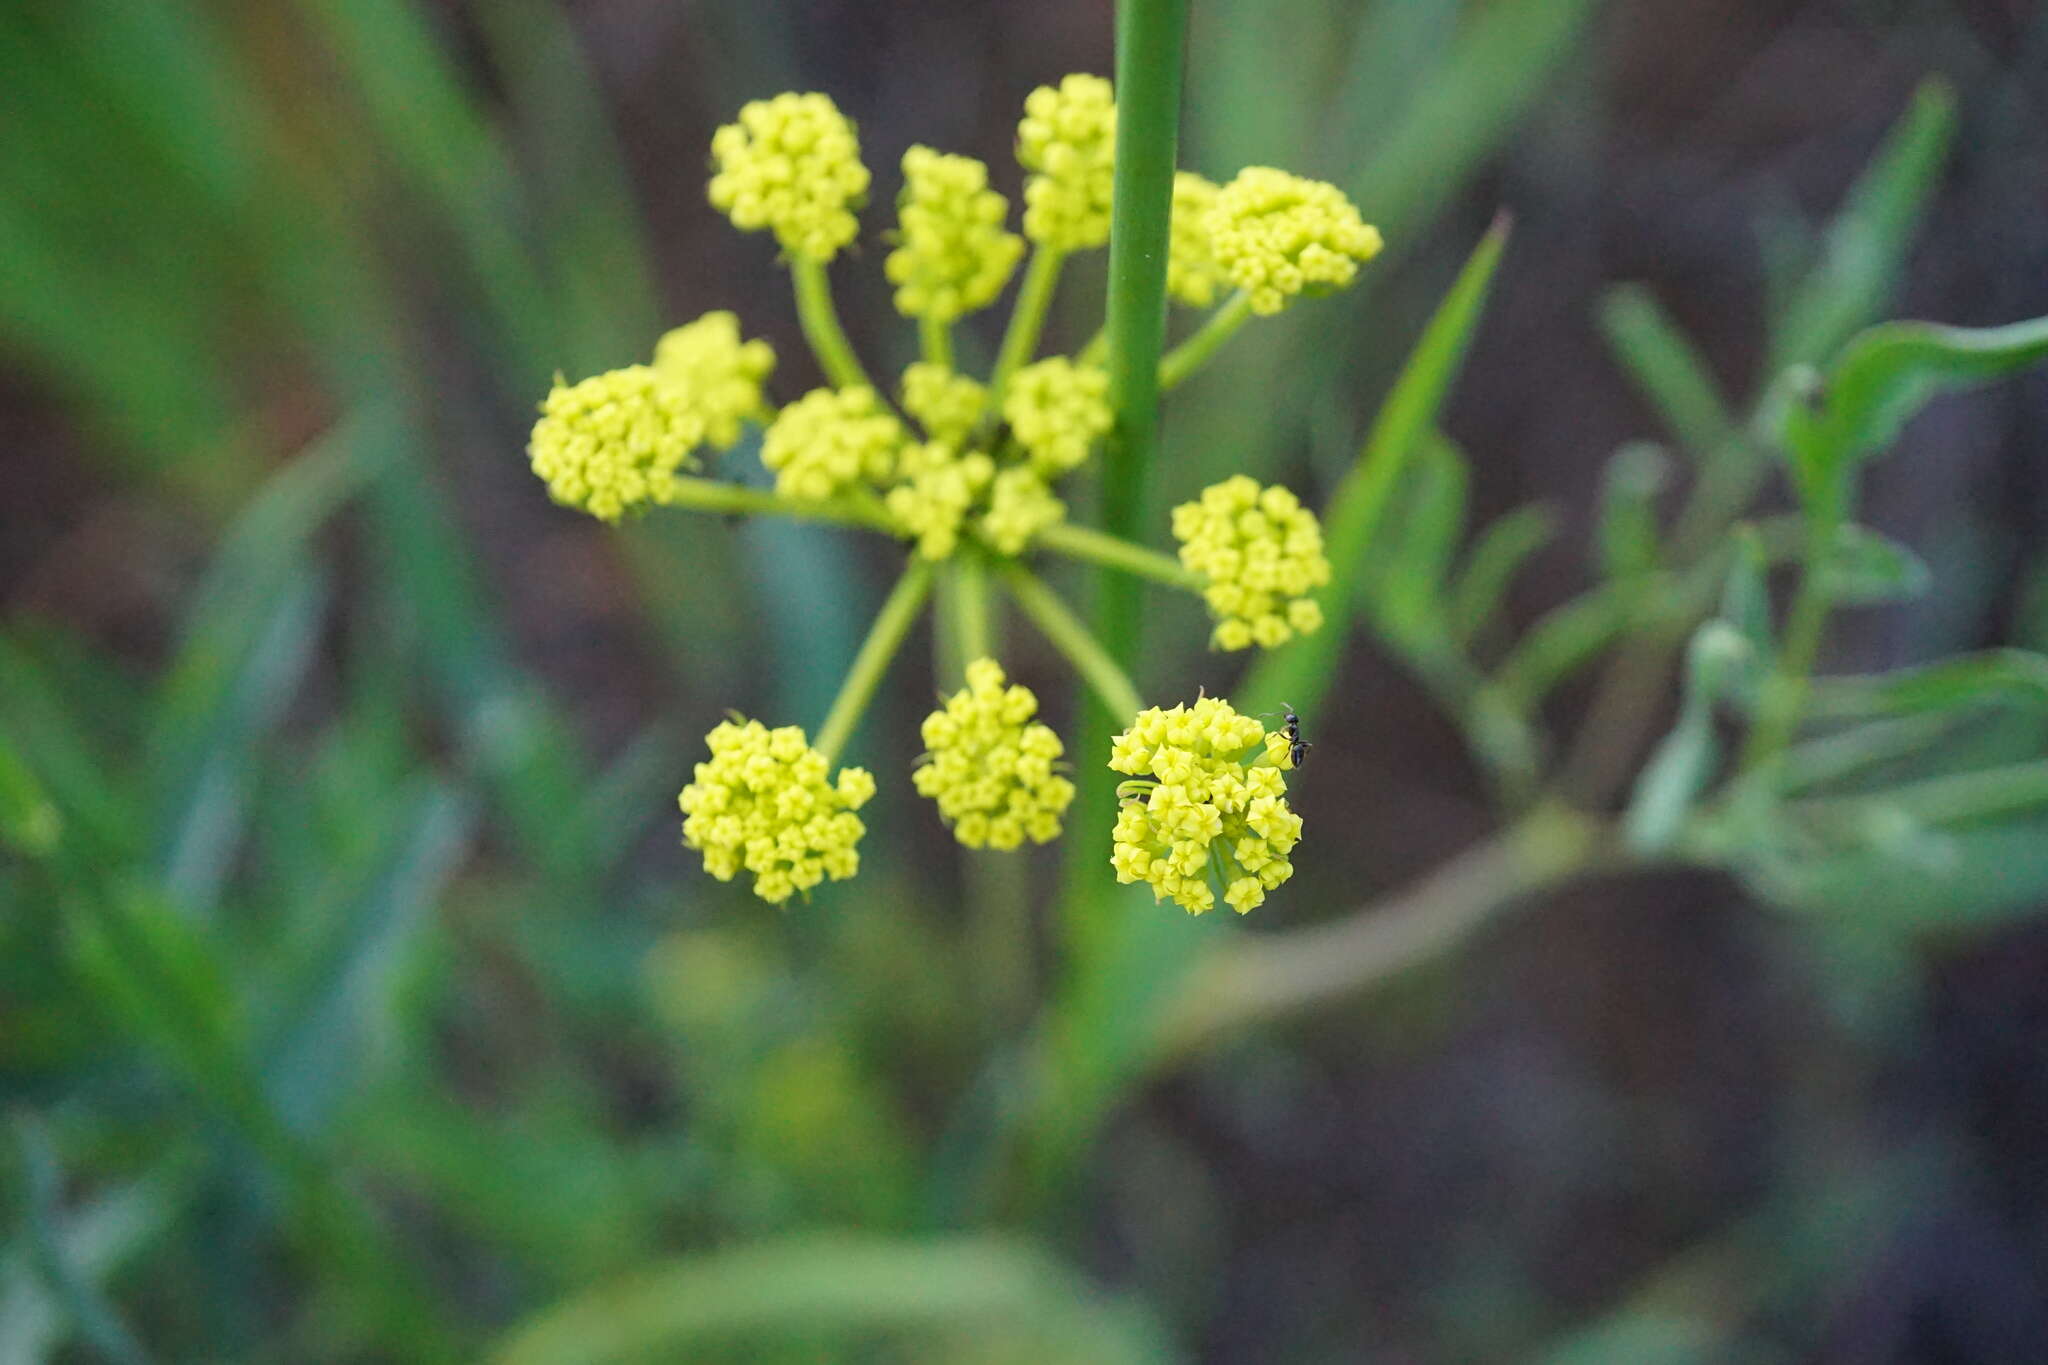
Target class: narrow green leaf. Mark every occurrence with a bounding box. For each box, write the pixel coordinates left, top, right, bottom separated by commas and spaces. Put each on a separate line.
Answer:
1719, 525, 1773, 656
1598, 441, 1671, 582
1805, 650, 2048, 720
1738, 812, 2048, 932
0, 1167, 176, 1364
0, 729, 62, 859
1493, 583, 1630, 710
12, 1116, 156, 1365
1599, 284, 1735, 456
1823, 524, 1931, 604
1447, 503, 1558, 646
1780, 711, 1969, 795
1243, 219, 1508, 717
1361, 427, 1469, 648
1625, 623, 1751, 853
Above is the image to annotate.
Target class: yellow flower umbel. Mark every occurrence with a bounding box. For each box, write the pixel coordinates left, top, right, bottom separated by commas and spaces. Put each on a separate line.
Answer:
529, 366, 704, 522
980, 467, 1065, 555
900, 363, 987, 445
1002, 357, 1112, 477
886, 441, 995, 561
1016, 74, 1117, 250
1173, 475, 1331, 650
761, 387, 906, 501
1109, 697, 1301, 914
1167, 172, 1225, 308
680, 718, 876, 905
653, 312, 776, 446
709, 92, 870, 261
1210, 167, 1383, 315
914, 659, 1075, 849
886, 147, 1025, 324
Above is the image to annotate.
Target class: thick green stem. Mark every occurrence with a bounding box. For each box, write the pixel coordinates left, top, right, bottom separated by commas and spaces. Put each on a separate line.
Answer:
1034, 519, 1203, 591
952, 550, 994, 665
988, 246, 1067, 406
1159, 290, 1253, 390
663, 474, 896, 531
814, 560, 933, 765
1002, 566, 1144, 724
921, 314, 954, 370
790, 252, 872, 391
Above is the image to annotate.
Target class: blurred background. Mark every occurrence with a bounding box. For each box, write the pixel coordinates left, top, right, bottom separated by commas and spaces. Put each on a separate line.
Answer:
5, 0, 2048, 1360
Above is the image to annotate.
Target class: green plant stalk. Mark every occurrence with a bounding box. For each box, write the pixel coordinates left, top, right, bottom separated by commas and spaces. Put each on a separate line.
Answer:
921, 314, 954, 370
1002, 566, 1143, 723
1033, 520, 1203, 590
790, 252, 873, 391
952, 550, 994, 664
1158, 291, 1253, 390
1740, 478, 1847, 774
988, 246, 1066, 405
663, 474, 896, 531
814, 560, 933, 765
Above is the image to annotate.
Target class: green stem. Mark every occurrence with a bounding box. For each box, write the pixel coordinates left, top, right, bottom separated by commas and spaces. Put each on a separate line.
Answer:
790, 252, 872, 391
1034, 519, 1204, 591
953, 550, 994, 665
921, 314, 954, 370
815, 559, 934, 766
988, 246, 1066, 408
1158, 290, 1253, 390
1739, 489, 1844, 775
1002, 565, 1144, 723
1078, 327, 1108, 366
664, 474, 896, 532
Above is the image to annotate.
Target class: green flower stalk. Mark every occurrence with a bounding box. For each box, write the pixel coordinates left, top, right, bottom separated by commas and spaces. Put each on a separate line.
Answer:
523, 73, 1384, 910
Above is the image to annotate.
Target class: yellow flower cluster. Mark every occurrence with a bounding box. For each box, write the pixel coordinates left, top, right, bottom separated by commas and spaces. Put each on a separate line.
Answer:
885, 147, 1024, 323
886, 441, 995, 560
761, 387, 906, 501
1016, 74, 1116, 250
1002, 357, 1112, 476
529, 366, 704, 522
913, 658, 1074, 848
653, 312, 776, 447
900, 363, 987, 444
679, 718, 876, 904
1173, 475, 1331, 650
1109, 697, 1301, 914
1167, 172, 1225, 307
1210, 167, 1383, 315
981, 467, 1065, 554
709, 92, 870, 261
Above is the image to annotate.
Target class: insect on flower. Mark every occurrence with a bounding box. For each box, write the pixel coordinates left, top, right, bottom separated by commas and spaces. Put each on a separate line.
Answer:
1265, 703, 1311, 769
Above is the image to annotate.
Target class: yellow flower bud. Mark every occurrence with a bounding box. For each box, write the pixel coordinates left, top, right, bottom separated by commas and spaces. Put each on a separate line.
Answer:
529, 366, 704, 522
652, 312, 776, 448
914, 659, 1075, 849
1108, 696, 1301, 914
1002, 357, 1111, 477
709, 92, 870, 261
1016, 74, 1116, 250
1209, 167, 1383, 315
979, 467, 1065, 555
885, 147, 1024, 323
679, 718, 874, 904
1167, 172, 1225, 307
761, 387, 906, 501
885, 442, 995, 560
1172, 475, 1332, 651
900, 363, 987, 445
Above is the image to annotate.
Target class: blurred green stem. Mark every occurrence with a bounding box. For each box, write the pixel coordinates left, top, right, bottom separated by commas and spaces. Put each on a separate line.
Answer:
790, 252, 872, 390
951, 550, 994, 664
815, 560, 933, 765
988, 247, 1066, 408
664, 474, 896, 531
1001, 566, 1143, 724
1159, 291, 1253, 390
921, 314, 954, 370
1034, 520, 1204, 591
1739, 477, 1846, 775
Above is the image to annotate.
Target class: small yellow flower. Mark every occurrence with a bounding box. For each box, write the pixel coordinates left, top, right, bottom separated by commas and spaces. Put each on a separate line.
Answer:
653, 312, 776, 448
1002, 357, 1111, 477
529, 366, 704, 522
979, 466, 1065, 555
1209, 167, 1383, 315
1109, 696, 1301, 914
1173, 475, 1331, 650
709, 92, 870, 261
1167, 172, 1225, 307
761, 387, 906, 501
885, 147, 1025, 323
886, 442, 995, 560
914, 658, 1075, 849
1016, 74, 1116, 250
900, 363, 987, 445
679, 718, 875, 905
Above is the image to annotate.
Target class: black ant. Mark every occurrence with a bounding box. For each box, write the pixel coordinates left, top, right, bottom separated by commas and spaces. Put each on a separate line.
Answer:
1262, 703, 1311, 769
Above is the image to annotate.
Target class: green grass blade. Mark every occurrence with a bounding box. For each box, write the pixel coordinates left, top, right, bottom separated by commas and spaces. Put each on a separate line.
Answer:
1600, 284, 1736, 457
1448, 503, 1558, 647
12, 1116, 156, 1365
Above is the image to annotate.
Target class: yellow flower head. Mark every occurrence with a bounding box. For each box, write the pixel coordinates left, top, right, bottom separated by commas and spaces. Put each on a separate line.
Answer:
529, 366, 704, 522
709, 92, 870, 261
1016, 74, 1116, 250
1167, 171, 1225, 307
1108, 696, 1301, 914
979, 466, 1066, 554
679, 718, 875, 905
1002, 357, 1112, 477
1209, 167, 1383, 315
761, 386, 906, 501
914, 658, 1075, 849
1172, 475, 1331, 650
900, 363, 987, 445
885, 147, 1025, 323
653, 312, 776, 448
885, 441, 995, 560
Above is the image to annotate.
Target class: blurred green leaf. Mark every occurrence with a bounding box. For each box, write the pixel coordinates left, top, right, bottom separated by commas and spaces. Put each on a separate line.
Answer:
1719, 526, 1773, 657
1768, 79, 1956, 375
1737, 811, 2048, 931
1361, 428, 1469, 650
1626, 623, 1751, 853
1805, 649, 2048, 721
0, 730, 62, 859
1598, 441, 1671, 582
1493, 583, 1630, 710
1449, 507, 1558, 652
11, 1116, 156, 1365
1822, 524, 1930, 605
0, 1162, 177, 1364
489, 1233, 1171, 1365
1243, 219, 1507, 718
1600, 284, 1735, 457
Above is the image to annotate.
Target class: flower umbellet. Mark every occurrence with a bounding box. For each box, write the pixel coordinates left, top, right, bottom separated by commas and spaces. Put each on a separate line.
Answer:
524, 76, 1383, 906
